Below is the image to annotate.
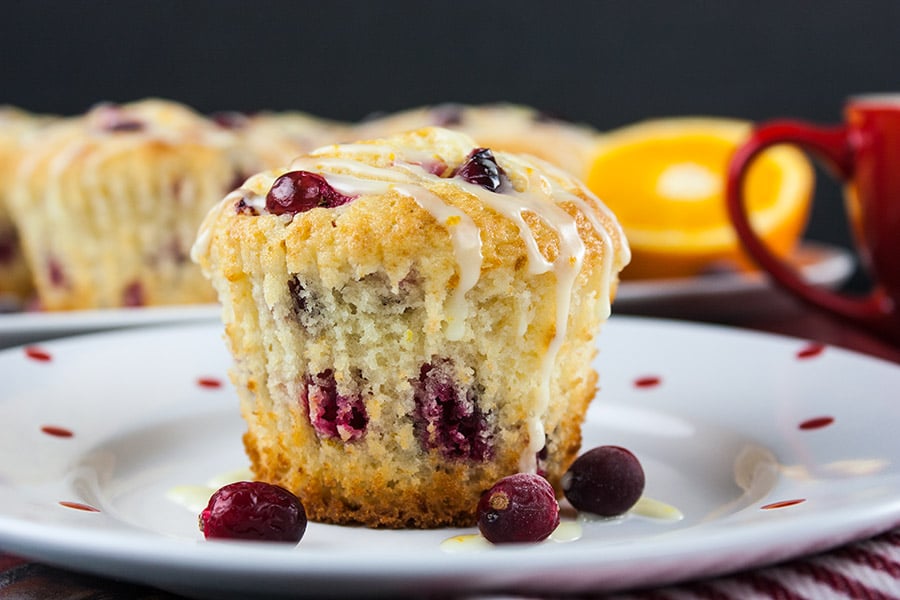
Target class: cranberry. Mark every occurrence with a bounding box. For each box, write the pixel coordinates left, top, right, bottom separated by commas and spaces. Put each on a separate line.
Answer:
47, 258, 67, 288
235, 197, 259, 216
562, 445, 645, 517
477, 473, 560, 544
288, 277, 309, 314
412, 358, 492, 462
420, 160, 451, 177
0, 228, 19, 264
265, 171, 355, 216
211, 111, 250, 130
93, 105, 144, 132
287, 277, 326, 333
454, 148, 510, 193
430, 103, 464, 127
122, 281, 144, 307
106, 120, 144, 132
305, 370, 367, 441
535, 442, 549, 478
199, 481, 307, 543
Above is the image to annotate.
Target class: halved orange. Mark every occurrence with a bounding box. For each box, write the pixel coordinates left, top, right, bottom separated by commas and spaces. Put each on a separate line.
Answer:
584, 117, 814, 279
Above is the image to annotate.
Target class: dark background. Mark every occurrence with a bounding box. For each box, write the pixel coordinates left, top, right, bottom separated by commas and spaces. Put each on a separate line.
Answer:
3, 0, 899, 289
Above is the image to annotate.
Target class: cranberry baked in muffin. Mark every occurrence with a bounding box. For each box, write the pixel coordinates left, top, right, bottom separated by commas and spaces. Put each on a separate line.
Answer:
193, 127, 629, 527
9, 98, 253, 310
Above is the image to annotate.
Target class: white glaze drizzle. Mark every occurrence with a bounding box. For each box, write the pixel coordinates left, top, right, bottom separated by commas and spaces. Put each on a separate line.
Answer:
394, 184, 482, 340
288, 155, 484, 341
532, 159, 632, 320
191, 188, 239, 262
631, 496, 684, 521
453, 172, 585, 472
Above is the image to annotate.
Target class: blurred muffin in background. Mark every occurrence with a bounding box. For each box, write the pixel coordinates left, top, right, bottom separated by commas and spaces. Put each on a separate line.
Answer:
0, 106, 56, 306
354, 103, 601, 178
213, 110, 353, 169
8, 98, 253, 310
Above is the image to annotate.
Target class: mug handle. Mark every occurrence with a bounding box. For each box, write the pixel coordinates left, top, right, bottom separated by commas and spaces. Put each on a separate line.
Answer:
725, 120, 890, 325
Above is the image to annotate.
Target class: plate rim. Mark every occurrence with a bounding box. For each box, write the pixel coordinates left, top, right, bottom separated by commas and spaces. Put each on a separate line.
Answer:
614, 241, 854, 301
1, 316, 899, 597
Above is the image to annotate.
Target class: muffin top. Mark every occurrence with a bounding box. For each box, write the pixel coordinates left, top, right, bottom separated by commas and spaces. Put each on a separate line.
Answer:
195, 128, 629, 337
80, 98, 236, 144
0, 106, 56, 178
16, 98, 243, 160
0, 106, 55, 142
11, 99, 251, 201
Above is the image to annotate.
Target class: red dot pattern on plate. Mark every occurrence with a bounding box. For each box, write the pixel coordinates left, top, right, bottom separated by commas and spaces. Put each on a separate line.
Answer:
41, 425, 74, 438
796, 342, 826, 359
634, 376, 661, 388
24, 346, 52, 362
761, 498, 806, 510
799, 416, 835, 430
197, 377, 223, 389
58, 501, 100, 512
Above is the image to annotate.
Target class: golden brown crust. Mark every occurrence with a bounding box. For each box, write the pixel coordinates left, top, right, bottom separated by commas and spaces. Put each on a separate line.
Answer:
196, 127, 629, 528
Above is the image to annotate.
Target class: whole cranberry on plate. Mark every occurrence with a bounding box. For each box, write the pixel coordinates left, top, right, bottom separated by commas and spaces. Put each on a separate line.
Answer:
562, 445, 645, 517
199, 481, 307, 543
476, 473, 560, 544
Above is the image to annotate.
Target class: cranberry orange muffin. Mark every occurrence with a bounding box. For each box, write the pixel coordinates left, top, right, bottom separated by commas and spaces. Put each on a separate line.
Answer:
8, 99, 252, 310
193, 127, 630, 528
354, 103, 601, 179
0, 106, 55, 303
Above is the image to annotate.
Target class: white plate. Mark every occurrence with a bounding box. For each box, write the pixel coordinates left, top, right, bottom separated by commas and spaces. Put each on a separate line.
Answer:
0, 304, 220, 347
1, 318, 899, 598
0, 242, 853, 348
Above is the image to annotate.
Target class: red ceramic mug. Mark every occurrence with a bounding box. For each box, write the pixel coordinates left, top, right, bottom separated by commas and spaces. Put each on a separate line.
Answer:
726, 94, 900, 344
